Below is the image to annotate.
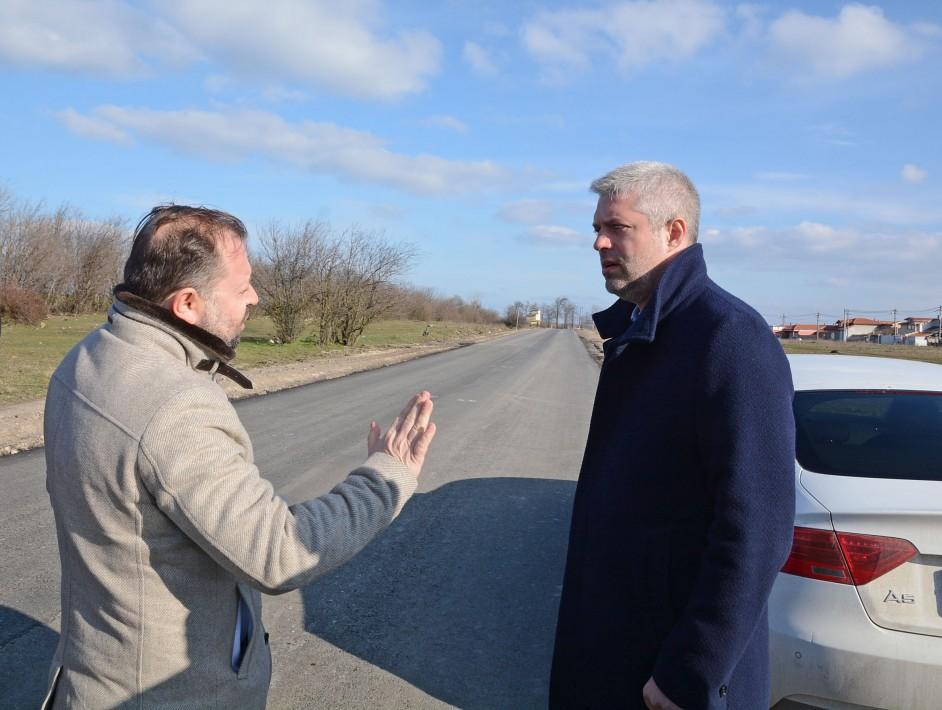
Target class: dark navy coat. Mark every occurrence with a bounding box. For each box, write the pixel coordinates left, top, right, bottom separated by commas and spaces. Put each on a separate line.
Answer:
550, 245, 795, 709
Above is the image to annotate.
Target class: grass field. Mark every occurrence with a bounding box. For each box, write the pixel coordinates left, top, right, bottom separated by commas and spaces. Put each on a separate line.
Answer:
0, 314, 506, 405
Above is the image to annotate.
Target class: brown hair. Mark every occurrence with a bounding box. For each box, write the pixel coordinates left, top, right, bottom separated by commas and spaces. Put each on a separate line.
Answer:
122, 205, 248, 302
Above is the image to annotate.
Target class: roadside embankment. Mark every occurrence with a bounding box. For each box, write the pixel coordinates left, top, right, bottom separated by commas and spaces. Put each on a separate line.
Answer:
0, 330, 514, 457
575, 328, 603, 365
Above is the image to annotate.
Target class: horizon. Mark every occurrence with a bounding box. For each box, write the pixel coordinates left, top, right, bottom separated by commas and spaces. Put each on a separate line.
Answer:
1, 1, 939, 324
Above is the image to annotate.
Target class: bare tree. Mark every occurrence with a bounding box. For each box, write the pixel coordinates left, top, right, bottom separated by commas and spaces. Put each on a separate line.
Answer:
553, 296, 570, 328
56, 213, 126, 312
317, 228, 416, 346
504, 300, 527, 328
252, 220, 331, 344
0, 197, 57, 293
563, 302, 577, 329
0, 194, 126, 313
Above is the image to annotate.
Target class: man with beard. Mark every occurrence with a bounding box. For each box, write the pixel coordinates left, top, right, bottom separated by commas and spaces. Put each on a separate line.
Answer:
550, 163, 795, 709
42, 205, 436, 708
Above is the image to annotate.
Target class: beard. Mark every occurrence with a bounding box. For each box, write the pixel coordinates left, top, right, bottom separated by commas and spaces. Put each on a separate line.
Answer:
604, 264, 661, 305
200, 297, 247, 350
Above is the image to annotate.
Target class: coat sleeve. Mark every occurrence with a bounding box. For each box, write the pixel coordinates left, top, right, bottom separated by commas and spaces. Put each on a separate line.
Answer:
652, 315, 795, 708
137, 384, 418, 594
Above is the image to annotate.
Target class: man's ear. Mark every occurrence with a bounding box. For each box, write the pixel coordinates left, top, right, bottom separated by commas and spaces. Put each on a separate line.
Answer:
666, 218, 688, 250
162, 288, 205, 326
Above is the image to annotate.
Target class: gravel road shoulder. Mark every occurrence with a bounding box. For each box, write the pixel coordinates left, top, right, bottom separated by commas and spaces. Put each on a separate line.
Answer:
575, 327, 604, 365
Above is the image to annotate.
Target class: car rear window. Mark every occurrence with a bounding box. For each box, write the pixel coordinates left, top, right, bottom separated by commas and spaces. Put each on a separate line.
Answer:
793, 390, 942, 481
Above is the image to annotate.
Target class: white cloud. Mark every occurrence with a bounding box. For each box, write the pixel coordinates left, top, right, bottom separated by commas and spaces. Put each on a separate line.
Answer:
0, 1, 441, 100
523, 224, 585, 248
260, 86, 308, 103
498, 200, 555, 224
204, 74, 235, 94
162, 0, 441, 100
463, 41, 498, 76
809, 122, 856, 147
704, 221, 942, 269
769, 5, 936, 80
705, 183, 942, 225
902, 164, 928, 184
735, 3, 765, 40
794, 221, 857, 253
0, 0, 196, 76
58, 106, 509, 195
424, 115, 468, 133
522, 0, 725, 78
57, 108, 133, 146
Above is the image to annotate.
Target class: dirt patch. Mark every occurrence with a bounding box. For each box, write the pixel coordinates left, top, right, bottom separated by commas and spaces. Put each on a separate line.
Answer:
0, 400, 45, 456
575, 328, 604, 365
0, 331, 513, 457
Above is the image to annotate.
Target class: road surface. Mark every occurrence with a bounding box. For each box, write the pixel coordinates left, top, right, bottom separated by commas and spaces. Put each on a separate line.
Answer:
0, 328, 598, 709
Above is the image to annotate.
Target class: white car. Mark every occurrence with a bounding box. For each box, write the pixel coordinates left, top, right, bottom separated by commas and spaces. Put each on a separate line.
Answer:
770, 354, 942, 710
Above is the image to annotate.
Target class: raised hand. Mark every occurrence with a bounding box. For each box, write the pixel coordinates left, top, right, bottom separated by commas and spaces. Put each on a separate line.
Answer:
367, 391, 436, 478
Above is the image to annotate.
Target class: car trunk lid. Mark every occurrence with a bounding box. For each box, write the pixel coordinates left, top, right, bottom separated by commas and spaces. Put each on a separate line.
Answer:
800, 470, 942, 638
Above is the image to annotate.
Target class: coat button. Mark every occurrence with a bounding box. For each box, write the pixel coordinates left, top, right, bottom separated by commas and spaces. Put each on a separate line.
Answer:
718, 685, 728, 697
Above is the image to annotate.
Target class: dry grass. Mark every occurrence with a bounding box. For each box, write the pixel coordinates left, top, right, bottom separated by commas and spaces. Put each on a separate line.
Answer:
780, 339, 942, 365
0, 314, 506, 405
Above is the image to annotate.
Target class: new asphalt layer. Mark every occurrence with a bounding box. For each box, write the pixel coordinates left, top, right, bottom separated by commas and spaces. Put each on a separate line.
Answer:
0, 328, 599, 709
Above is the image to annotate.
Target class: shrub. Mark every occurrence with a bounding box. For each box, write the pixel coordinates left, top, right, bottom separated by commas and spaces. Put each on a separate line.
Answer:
0, 286, 48, 326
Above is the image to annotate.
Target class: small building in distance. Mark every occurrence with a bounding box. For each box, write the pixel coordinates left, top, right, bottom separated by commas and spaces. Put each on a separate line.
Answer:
774, 316, 940, 345
899, 317, 933, 335
773, 324, 821, 341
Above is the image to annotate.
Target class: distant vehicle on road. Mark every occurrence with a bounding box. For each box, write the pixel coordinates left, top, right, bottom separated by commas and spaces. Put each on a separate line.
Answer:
771, 355, 942, 710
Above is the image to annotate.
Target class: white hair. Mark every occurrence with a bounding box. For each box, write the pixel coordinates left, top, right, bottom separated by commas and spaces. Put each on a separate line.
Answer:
590, 161, 700, 243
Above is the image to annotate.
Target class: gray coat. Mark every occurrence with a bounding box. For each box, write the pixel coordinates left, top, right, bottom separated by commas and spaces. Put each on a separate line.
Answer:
43, 290, 417, 708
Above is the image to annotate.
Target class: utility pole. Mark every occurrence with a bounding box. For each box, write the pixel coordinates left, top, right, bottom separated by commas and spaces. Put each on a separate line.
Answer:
816, 312, 820, 342
893, 308, 898, 339
843, 309, 848, 343
938, 305, 941, 347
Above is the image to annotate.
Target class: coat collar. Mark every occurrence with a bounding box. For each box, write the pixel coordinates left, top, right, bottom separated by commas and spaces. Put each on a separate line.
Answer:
112, 285, 253, 390
593, 243, 709, 351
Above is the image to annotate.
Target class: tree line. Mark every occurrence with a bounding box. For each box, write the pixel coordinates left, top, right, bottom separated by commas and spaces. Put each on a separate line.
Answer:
252, 219, 500, 346
0, 187, 501, 340
502, 296, 588, 329
0, 187, 126, 328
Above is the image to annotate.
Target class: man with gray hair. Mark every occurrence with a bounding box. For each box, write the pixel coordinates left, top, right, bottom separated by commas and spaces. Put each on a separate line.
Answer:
550, 163, 795, 709
43, 205, 436, 708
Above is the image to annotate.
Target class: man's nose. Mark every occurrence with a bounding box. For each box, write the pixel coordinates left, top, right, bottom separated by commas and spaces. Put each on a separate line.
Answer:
248, 285, 259, 305
593, 231, 610, 251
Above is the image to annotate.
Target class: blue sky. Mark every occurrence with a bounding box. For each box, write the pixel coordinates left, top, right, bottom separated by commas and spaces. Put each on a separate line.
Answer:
1, 1, 940, 324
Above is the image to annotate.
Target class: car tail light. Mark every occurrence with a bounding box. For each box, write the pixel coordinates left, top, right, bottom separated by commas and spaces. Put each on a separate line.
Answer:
782, 527, 918, 586
836, 532, 918, 585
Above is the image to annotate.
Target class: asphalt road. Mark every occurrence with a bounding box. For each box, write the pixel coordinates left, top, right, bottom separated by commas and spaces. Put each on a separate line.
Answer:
0, 328, 599, 709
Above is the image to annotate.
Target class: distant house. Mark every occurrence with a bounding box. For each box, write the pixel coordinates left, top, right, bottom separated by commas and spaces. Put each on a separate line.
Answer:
918, 319, 941, 342
920, 318, 941, 334
872, 322, 898, 337
836, 318, 892, 342
527, 309, 542, 327
774, 317, 940, 345
899, 317, 933, 335
774, 324, 822, 341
